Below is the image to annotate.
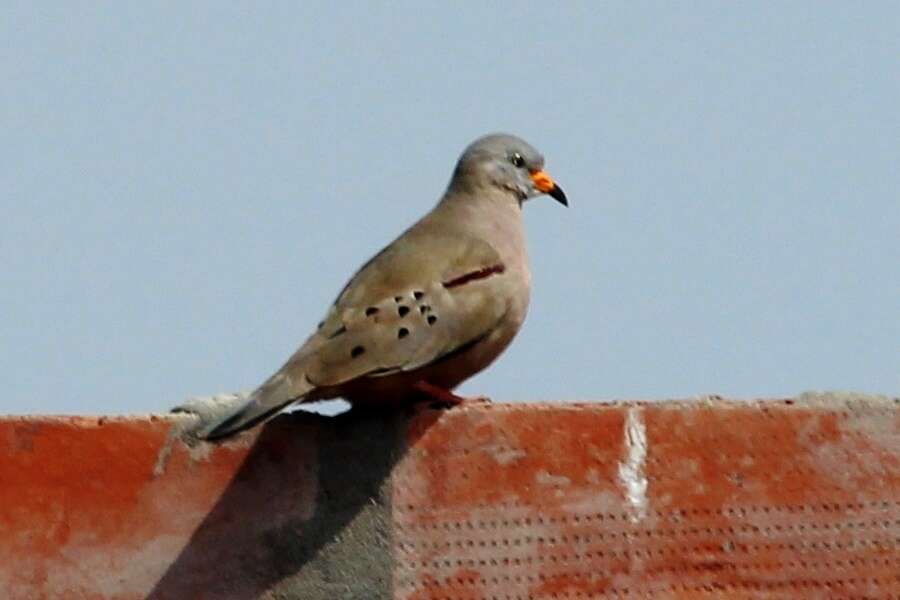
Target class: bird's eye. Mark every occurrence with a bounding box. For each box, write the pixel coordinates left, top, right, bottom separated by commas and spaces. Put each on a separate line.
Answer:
510, 152, 525, 168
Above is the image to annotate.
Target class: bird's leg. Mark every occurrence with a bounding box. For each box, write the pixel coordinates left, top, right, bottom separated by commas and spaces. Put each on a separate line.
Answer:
414, 380, 491, 409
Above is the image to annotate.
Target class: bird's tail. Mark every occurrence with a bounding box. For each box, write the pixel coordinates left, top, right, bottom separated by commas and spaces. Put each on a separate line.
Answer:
203, 372, 310, 441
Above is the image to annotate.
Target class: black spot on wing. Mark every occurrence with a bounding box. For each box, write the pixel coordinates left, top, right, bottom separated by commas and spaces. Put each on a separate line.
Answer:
328, 325, 347, 339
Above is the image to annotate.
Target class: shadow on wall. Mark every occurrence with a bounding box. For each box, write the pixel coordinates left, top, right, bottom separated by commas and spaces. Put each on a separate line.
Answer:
146, 406, 439, 599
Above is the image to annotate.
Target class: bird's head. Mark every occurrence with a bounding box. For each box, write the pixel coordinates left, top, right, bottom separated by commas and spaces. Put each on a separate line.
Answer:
449, 133, 568, 207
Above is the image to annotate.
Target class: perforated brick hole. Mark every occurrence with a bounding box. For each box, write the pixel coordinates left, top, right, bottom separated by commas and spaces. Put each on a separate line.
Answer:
392, 398, 900, 599
1, 394, 897, 599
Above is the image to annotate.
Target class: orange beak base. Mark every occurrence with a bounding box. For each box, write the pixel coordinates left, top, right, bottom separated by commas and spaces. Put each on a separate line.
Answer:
530, 170, 568, 206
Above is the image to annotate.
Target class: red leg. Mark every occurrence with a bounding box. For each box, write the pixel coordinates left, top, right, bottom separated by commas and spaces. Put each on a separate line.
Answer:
413, 380, 491, 409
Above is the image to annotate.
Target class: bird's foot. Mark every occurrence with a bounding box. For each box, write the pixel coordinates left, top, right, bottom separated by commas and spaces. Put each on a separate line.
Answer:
170, 391, 251, 439
414, 380, 492, 410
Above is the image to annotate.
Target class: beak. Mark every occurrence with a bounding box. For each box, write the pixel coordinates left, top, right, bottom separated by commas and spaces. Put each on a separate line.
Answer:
529, 170, 568, 206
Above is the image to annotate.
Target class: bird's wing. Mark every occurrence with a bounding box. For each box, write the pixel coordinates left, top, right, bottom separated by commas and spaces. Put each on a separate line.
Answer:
202, 225, 510, 440
302, 228, 510, 385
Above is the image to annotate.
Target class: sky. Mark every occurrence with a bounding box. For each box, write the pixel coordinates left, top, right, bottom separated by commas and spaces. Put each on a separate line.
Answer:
2, 3, 898, 415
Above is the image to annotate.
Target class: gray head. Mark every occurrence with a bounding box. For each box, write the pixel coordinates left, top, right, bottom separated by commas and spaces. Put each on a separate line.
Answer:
449, 133, 567, 206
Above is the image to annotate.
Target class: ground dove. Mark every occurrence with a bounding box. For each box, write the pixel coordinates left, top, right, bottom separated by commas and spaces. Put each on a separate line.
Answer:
187, 133, 567, 440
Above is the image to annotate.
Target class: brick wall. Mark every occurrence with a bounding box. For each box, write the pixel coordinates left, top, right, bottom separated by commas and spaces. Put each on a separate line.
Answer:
1, 393, 897, 599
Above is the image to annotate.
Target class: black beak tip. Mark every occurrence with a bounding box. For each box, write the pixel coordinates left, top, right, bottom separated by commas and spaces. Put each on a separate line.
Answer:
549, 184, 568, 207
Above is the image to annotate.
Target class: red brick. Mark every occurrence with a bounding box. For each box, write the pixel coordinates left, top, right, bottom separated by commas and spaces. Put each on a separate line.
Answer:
0, 394, 897, 599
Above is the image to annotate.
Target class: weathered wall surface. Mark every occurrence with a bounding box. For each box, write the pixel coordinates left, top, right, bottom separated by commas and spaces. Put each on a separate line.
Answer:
1, 393, 897, 599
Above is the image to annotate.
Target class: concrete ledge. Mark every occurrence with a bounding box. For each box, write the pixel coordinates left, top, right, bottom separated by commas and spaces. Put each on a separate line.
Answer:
1, 393, 898, 599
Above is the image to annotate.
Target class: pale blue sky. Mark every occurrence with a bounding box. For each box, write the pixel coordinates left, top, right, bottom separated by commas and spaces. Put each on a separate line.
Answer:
2, 3, 898, 415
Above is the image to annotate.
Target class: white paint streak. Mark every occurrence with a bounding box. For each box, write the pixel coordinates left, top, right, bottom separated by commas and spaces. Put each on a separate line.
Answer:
618, 406, 648, 523
536, 470, 571, 487
485, 444, 526, 466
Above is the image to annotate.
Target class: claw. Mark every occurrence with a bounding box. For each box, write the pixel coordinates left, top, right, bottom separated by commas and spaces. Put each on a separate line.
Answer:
414, 381, 491, 410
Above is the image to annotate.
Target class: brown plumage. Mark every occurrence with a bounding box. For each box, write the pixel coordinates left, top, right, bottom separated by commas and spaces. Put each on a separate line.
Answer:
198, 133, 567, 440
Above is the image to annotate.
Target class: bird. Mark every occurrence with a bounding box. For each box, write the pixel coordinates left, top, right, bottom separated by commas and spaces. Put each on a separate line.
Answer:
191, 133, 567, 440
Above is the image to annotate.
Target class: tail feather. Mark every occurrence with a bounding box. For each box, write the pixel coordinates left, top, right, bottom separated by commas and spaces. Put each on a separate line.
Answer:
202, 397, 294, 440
203, 372, 310, 441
